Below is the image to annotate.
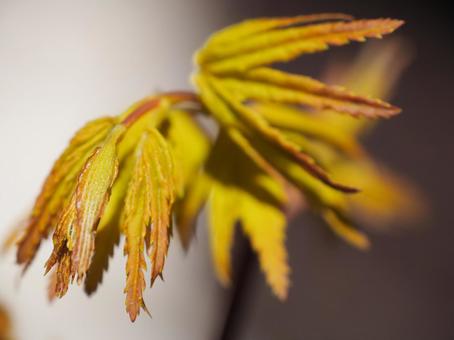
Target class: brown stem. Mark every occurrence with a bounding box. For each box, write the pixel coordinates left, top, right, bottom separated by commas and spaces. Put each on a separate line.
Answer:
121, 91, 200, 127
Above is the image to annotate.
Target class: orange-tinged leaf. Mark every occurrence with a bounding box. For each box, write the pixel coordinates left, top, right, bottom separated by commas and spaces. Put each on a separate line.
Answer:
318, 39, 410, 136
0, 304, 12, 340
130, 128, 179, 285
70, 124, 126, 283
44, 193, 77, 276
121, 127, 178, 320
202, 19, 404, 74
84, 155, 134, 295
17, 117, 115, 268
239, 67, 400, 118
2, 221, 25, 255
85, 106, 169, 295
124, 206, 148, 322
54, 250, 72, 298
122, 135, 151, 321
118, 98, 172, 159
47, 269, 58, 302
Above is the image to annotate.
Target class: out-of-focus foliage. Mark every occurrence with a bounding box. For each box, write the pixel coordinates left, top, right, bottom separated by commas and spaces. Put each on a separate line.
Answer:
0, 303, 13, 340
8, 13, 421, 321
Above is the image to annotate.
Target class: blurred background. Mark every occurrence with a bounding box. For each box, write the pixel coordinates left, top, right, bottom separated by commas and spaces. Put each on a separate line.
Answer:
0, 1, 452, 339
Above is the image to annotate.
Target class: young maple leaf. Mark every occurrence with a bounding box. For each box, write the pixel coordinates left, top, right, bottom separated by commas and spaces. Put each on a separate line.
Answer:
9, 14, 414, 321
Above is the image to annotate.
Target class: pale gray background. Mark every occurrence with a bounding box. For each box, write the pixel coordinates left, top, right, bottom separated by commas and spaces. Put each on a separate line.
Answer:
0, 1, 228, 339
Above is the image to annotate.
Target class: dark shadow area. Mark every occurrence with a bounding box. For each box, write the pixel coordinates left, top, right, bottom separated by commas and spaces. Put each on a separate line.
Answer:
217, 2, 454, 339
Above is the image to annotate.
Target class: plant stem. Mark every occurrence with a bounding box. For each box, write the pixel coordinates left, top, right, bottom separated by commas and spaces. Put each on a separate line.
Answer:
219, 242, 254, 340
121, 91, 199, 127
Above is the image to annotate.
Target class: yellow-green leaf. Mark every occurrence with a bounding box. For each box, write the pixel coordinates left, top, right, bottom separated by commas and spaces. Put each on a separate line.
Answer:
174, 172, 211, 250
251, 101, 364, 157
208, 76, 358, 193
84, 154, 134, 295
317, 39, 409, 136
208, 182, 239, 286
198, 13, 353, 63
163, 110, 212, 248
322, 209, 370, 250
240, 189, 289, 300
333, 161, 426, 228
70, 124, 126, 283
164, 109, 210, 189
200, 19, 403, 74
236, 67, 400, 118
143, 128, 178, 285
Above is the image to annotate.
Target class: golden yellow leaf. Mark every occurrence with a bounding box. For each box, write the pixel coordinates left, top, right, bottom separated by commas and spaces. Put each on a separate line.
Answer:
319, 39, 411, 136
200, 13, 352, 55
144, 128, 178, 285
208, 77, 358, 193
236, 67, 399, 117
193, 74, 241, 128
249, 136, 347, 211
208, 182, 239, 286
174, 172, 210, 250
322, 209, 370, 250
163, 110, 211, 248
200, 19, 403, 74
333, 161, 426, 228
206, 132, 289, 298
240, 191, 289, 300
165, 110, 210, 186
251, 101, 364, 157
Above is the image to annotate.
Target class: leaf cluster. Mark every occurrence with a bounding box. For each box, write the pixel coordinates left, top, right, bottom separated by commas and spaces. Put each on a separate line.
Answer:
12, 13, 420, 321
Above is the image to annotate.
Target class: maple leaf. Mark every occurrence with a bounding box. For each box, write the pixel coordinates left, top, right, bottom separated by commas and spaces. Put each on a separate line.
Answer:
121, 127, 178, 321
7, 14, 420, 321
205, 132, 290, 299
16, 117, 116, 269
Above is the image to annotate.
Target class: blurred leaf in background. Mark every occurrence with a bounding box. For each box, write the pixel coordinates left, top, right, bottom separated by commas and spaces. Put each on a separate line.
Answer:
0, 303, 14, 340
